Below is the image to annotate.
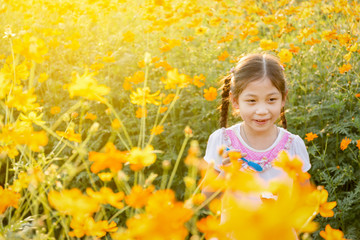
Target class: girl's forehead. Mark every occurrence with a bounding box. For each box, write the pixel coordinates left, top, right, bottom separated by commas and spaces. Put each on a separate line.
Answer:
241, 78, 281, 95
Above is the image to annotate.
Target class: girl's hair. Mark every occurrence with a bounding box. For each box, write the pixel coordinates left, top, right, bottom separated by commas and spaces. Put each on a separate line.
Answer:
219, 53, 287, 129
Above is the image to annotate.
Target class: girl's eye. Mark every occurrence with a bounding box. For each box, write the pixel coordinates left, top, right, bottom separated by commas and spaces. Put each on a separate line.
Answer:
246, 99, 256, 103
269, 98, 277, 102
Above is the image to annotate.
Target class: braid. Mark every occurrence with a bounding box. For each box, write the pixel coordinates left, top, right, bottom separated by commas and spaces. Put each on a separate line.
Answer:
219, 75, 232, 128
280, 107, 287, 129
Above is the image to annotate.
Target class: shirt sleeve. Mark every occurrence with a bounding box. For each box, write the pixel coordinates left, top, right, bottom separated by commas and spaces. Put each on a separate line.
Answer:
203, 129, 225, 171
288, 135, 311, 172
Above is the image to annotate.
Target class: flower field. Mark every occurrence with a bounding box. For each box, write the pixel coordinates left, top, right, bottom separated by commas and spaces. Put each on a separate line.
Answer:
0, 0, 359, 239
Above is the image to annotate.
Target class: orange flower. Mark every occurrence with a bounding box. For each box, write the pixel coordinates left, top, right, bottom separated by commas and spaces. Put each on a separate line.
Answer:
86, 187, 125, 209
0, 186, 21, 214
56, 128, 81, 143
274, 151, 310, 182
356, 140, 360, 150
84, 112, 97, 121
88, 142, 127, 173
197, 215, 221, 240
135, 107, 147, 118
289, 44, 300, 53
162, 93, 178, 105
150, 125, 164, 135
192, 74, 206, 88
162, 68, 191, 89
338, 63, 352, 74
203, 87, 218, 101
355, 93, 360, 98
69, 216, 118, 238
320, 224, 346, 240
340, 137, 351, 151
218, 50, 229, 61
125, 185, 155, 208
307, 187, 337, 218
305, 132, 318, 142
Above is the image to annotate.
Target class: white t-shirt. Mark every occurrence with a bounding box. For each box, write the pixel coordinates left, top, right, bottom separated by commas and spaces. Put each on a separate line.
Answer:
204, 122, 311, 182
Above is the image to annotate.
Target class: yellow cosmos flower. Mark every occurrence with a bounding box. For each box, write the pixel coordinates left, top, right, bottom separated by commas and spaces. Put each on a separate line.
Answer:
48, 188, 99, 218
259, 39, 278, 50
274, 151, 310, 182
69, 217, 118, 238
1, 61, 29, 84
130, 87, 161, 106
86, 187, 124, 209
65, 70, 110, 102
38, 72, 48, 83
278, 48, 293, 63
122, 30, 135, 42
162, 68, 191, 89
6, 87, 39, 113
203, 87, 218, 101
84, 112, 97, 121
0, 72, 11, 100
12, 33, 48, 63
127, 145, 157, 171
338, 63, 352, 74
125, 71, 145, 84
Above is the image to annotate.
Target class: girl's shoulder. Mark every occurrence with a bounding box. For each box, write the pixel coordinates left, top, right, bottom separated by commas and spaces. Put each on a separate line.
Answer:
207, 123, 241, 144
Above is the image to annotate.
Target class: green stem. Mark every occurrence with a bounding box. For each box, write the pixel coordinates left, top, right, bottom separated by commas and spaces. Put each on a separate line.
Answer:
194, 189, 223, 213
167, 135, 190, 189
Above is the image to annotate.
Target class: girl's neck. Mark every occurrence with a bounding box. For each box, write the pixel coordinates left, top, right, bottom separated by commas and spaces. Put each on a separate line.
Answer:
240, 123, 279, 150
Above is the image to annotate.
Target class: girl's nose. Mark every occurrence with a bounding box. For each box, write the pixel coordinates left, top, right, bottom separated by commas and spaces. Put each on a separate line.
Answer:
255, 105, 269, 115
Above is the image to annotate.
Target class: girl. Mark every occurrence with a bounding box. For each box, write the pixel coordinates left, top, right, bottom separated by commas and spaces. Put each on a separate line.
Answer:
203, 53, 311, 187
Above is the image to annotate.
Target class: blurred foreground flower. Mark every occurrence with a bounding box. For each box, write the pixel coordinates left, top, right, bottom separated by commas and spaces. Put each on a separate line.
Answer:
0, 186, 20, 213
127, 145, 156, 171
65, 70, 110, 102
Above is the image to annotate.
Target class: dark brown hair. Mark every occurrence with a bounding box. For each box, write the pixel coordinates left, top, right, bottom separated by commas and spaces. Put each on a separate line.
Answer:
219, 53, 287, 129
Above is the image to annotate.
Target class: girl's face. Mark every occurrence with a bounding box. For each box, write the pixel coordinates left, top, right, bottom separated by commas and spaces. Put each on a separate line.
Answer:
231, 77, 285, 134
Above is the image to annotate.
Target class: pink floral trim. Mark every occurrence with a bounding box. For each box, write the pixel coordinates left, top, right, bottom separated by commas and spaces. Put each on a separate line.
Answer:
225, 129, 292, 171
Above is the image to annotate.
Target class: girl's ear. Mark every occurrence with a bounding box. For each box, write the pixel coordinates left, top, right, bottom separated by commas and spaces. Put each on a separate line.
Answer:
230, 92, 239, 109
281, 90, 288, 108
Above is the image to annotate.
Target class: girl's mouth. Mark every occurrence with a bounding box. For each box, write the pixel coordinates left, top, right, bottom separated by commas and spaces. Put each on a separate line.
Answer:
255, 119, 269, 125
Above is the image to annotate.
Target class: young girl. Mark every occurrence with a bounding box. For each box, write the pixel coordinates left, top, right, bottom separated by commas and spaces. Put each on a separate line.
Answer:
203, 53, 311, 186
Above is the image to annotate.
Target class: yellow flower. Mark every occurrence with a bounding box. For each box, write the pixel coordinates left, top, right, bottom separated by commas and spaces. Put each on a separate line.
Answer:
162, 68, 191, 89
48, 188, 99, 218
278, 48, 293, 63
320, 224, 346, 240
259, 39, 278, 50
130, 87, 161, 106
19, 111, 45, 125
218, 50, 229, 61
65, 70, 110, 102
127, 145, 156, 171
125, 71, 145, 84
203, 87, 218, 101
307, 187, 337, 217
111, 119, 121, 130
38, 72, 48, 83
98, 172, 113, 182
13, 33, 48, 63
69, 217, 118, 238
150, 125, 164, 135
90, 62, 105, 71
9, 172, 30, 192
6, 87, 39, 113
274, 151, 310, 182
154, 61, 173, 71
122, 30, 135, 42
1, 61, 29, 84
195, 26, 208, 35
56, 128, 81, 143
86, 187, 125, 209
305, 132, 318, 142
340, 137, 351, 150
0, 72, 11, 100
159, 38, 181, 52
